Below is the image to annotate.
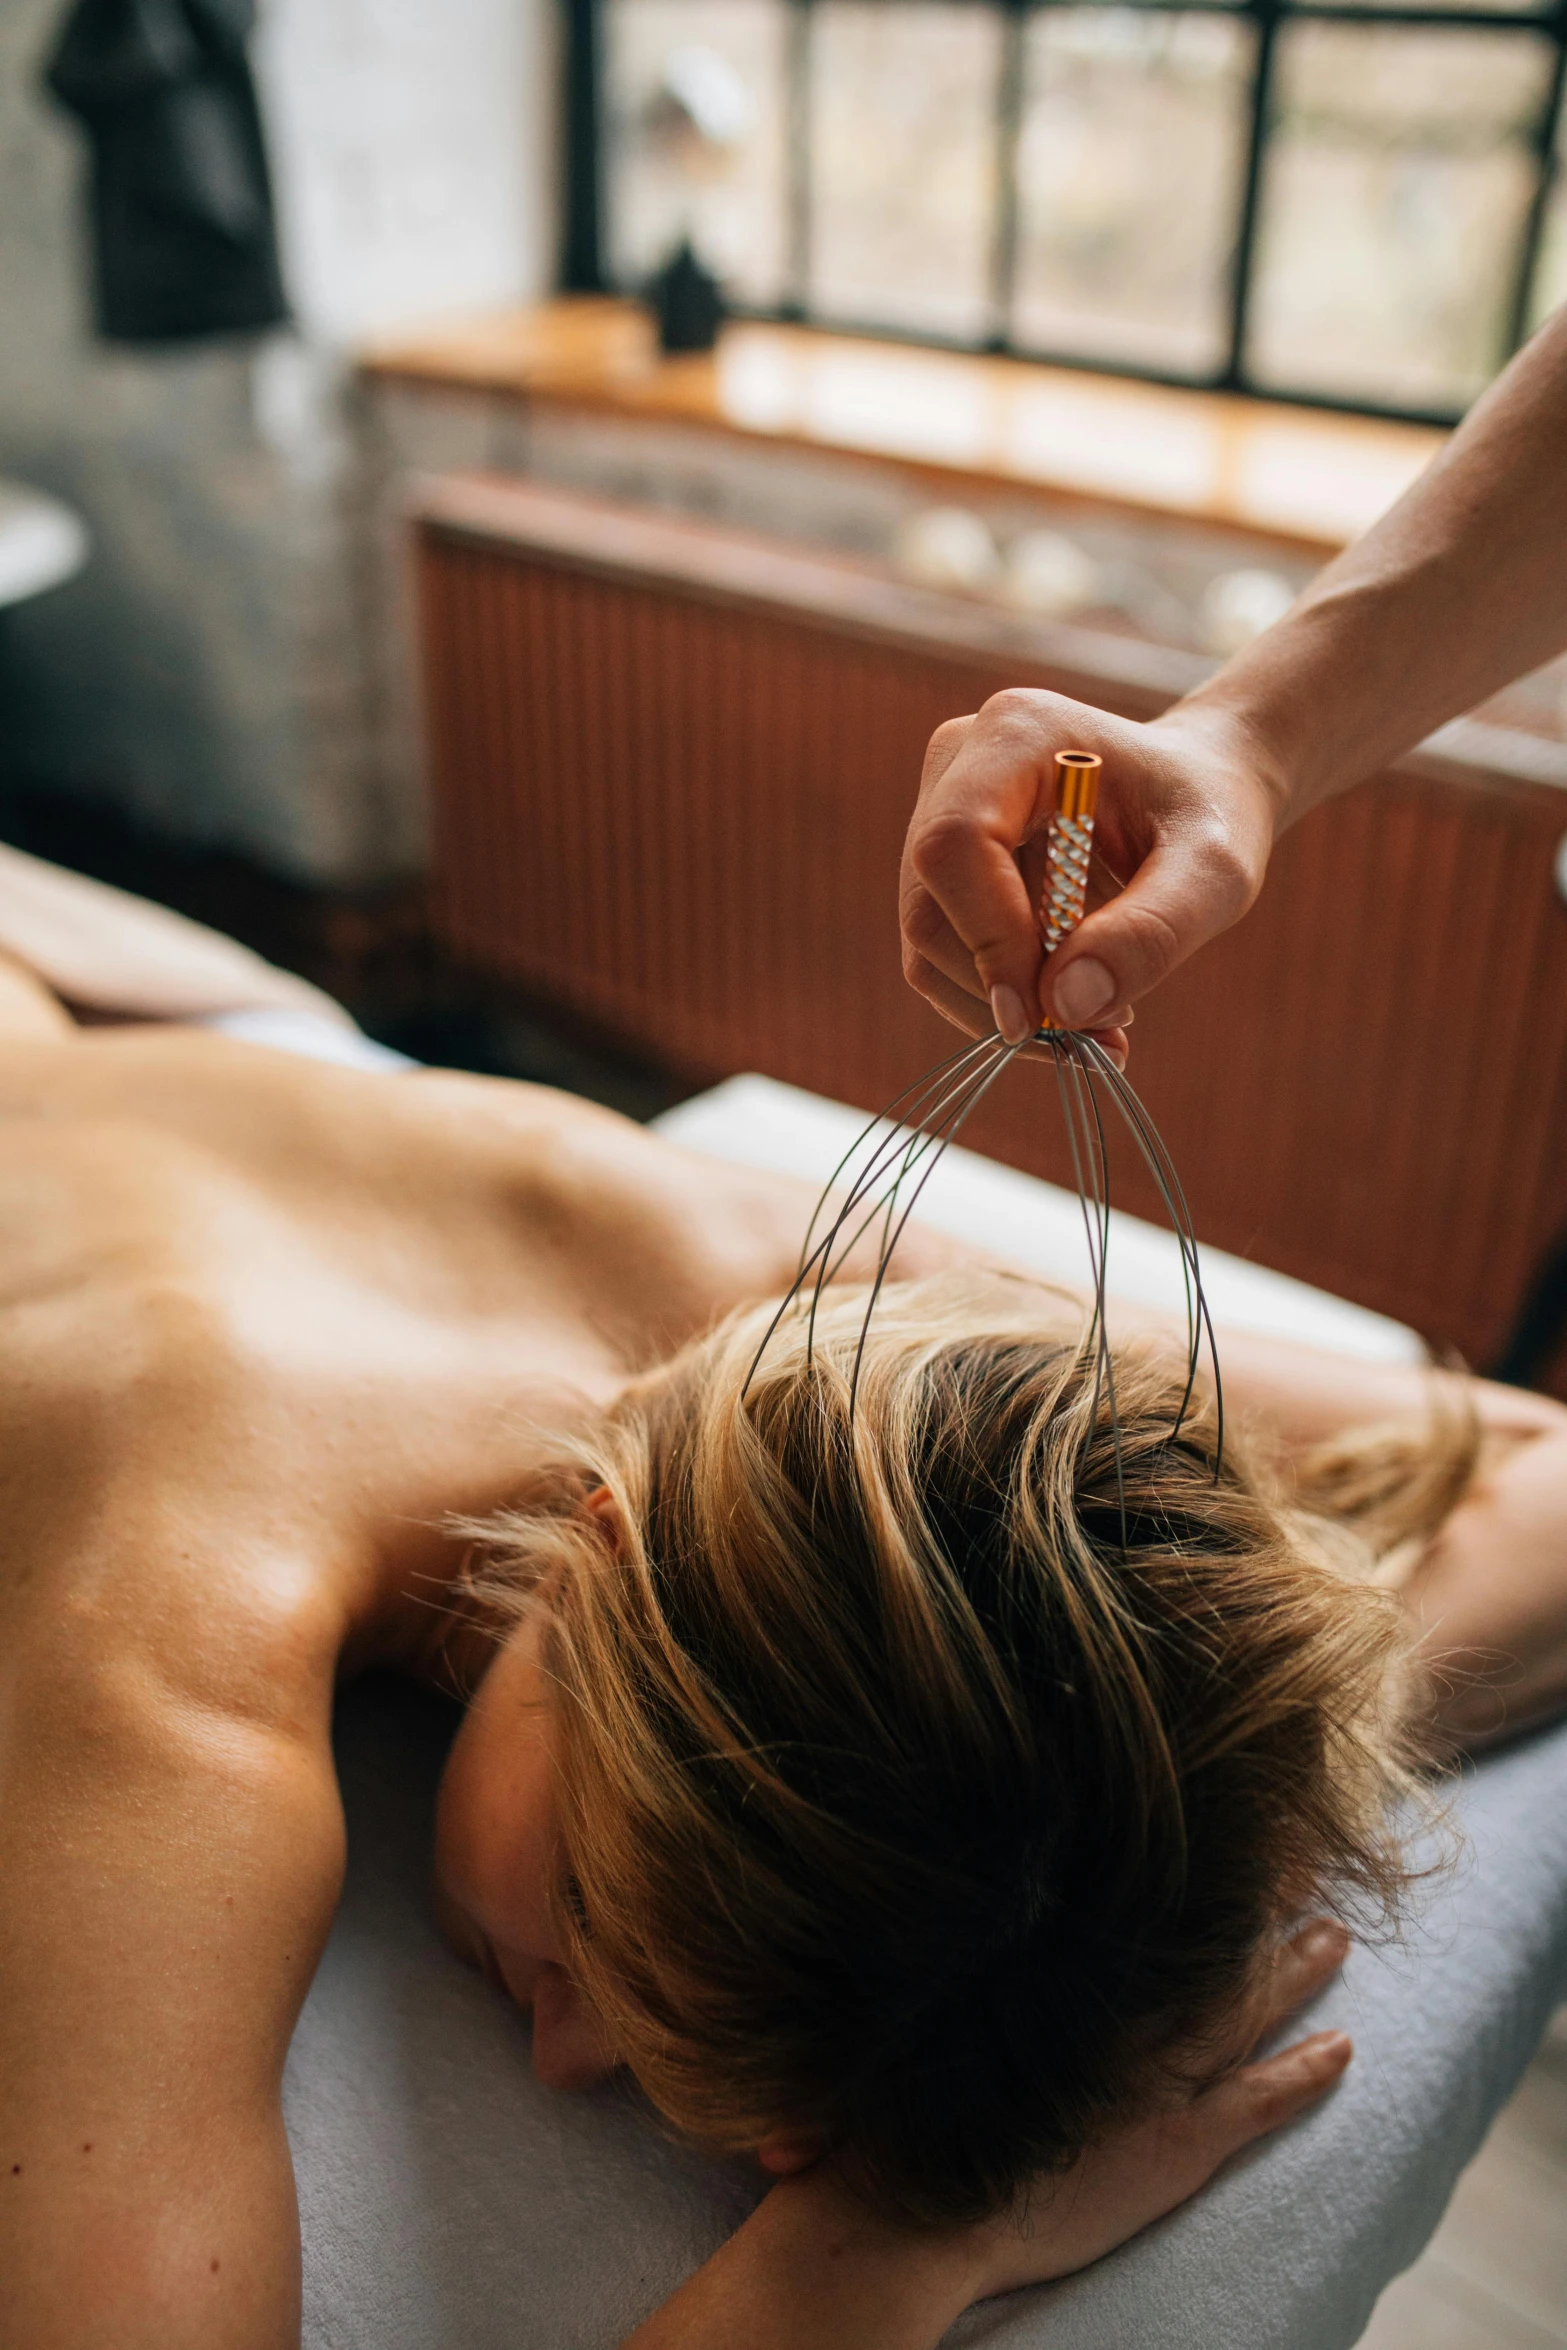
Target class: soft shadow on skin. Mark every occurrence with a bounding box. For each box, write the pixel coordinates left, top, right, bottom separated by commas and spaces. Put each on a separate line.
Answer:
283, 1675, 760, 2350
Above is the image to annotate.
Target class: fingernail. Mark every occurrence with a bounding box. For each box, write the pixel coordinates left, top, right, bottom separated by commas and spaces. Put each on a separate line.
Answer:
1051, 957, 1114, 1029
1306, 2031, 1353, 2063
989, 984, 1031, 1044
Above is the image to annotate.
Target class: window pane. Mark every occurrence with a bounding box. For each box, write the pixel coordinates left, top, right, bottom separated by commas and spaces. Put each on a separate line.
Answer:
604, 0, 789, 307
1012, 9, 1252, 376
808, 1, 1001, 343
1530, 101, 1567, 331
1248, 25, 1552, 411
1309, 0, 1550, 16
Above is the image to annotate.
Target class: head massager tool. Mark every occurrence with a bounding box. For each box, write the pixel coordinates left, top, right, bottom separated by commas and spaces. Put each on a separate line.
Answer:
745, 753, 1222, 1525
1040, 749, 1102, 982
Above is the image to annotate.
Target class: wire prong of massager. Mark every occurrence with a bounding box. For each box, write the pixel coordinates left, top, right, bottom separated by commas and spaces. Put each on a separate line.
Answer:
1039, 749, 1102, 1030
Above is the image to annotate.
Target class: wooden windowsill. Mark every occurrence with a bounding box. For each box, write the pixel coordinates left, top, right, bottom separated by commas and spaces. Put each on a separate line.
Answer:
363, 297, 1448, 552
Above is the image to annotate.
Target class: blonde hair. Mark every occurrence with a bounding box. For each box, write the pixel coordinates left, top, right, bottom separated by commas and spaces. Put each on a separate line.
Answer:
469, 1276, 1471, 2225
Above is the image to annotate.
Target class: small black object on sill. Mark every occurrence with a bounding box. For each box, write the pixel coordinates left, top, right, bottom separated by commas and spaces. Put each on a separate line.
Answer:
651, 239, 724, 357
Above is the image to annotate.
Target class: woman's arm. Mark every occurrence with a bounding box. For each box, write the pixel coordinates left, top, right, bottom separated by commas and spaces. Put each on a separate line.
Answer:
900, 303, 1567, 1042
1171, 1325, 1567, 1746
0, 1526, 345, 2348
1186, 1323, 1563, 1454
0, 842, 352, 1024
622, 1923, 1352, 2349
1400, 1395, 1567, 1744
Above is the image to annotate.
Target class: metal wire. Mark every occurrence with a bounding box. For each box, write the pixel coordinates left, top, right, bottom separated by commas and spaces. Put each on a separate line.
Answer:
1075, 1033, 1224, 1475
742, 1033, 1009, 1394
744, 1024, 1224, 1539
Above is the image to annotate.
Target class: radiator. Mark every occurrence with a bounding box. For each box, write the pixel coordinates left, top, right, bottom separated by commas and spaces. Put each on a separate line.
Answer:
415, 473, 1567, 1376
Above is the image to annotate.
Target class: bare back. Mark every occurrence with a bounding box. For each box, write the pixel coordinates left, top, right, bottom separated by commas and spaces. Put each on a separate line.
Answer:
0, 1022, 838, 1631
0, 1016, 841, 2350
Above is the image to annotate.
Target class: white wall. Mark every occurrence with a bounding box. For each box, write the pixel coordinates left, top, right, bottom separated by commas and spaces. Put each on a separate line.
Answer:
0, 0, 555, 885
258, 0, 555, 351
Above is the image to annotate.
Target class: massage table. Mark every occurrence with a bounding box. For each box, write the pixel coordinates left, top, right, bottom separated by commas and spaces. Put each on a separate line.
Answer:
280, 1069, 1567, 2350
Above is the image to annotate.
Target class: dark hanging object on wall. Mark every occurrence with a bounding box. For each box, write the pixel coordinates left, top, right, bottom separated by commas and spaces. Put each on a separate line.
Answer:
43, 0, 289, 343
651, 239, 724, 357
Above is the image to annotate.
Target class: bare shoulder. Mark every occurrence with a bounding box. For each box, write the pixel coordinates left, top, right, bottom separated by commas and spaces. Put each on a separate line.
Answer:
0, 1075, 354, 1678
394, 1066, 987, 1341
377, 1064, 823, 1332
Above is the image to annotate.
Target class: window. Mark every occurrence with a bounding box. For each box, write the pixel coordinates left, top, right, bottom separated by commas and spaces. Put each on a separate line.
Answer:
567, 0, 1567, 425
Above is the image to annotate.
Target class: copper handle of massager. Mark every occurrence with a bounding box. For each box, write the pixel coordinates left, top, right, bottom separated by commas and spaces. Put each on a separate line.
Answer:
1039, 750, 1102, 1032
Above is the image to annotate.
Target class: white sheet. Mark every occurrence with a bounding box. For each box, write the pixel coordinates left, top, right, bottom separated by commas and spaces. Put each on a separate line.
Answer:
198, 1005, 417, 1072
287, 1687, 1567, 2350
282, 1072, 1567, 2349
654, 1074, 1423, 1365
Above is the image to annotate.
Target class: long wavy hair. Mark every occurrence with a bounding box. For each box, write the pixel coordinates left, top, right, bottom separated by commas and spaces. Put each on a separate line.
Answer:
464, 1275, 1471, 2225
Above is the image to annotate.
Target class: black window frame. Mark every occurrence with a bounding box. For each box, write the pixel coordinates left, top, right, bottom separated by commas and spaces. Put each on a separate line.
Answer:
562, 0, 1567, 427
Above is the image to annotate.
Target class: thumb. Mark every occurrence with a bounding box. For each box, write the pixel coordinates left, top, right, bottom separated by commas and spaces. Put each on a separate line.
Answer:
1042, 824, 1265, 1027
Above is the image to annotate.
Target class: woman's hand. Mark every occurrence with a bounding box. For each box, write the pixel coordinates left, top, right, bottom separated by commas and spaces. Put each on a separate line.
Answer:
964, 1916, 1352, 2301
622, 1919, 1351, 2350
900, 691, 1283, 1048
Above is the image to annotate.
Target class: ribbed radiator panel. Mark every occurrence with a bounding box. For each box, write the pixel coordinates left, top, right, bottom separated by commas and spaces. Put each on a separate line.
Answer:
417, 483, 1567, 1371
427, 545, 981, 1098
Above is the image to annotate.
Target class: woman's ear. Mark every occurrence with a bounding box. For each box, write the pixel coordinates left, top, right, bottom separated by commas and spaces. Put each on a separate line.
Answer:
582, 1483, 624, 1555
755, 2125, 825, 2177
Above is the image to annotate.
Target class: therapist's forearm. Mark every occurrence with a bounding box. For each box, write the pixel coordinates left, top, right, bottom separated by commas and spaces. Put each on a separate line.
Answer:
1159, 303, 1567, 827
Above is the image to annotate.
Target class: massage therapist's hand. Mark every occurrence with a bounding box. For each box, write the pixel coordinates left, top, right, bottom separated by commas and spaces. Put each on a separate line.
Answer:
902, 304, 1567, 1050
623, 1918, 1351, 2350
901, 691, 1277, 1046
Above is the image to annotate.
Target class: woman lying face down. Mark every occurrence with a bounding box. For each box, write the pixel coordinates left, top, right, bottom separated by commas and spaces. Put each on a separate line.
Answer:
434, 1275, 1467, 2236
4, 893, 1566, 2350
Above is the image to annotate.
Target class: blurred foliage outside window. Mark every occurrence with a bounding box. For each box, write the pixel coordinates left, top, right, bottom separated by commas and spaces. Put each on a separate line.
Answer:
598, 0, 1567, 422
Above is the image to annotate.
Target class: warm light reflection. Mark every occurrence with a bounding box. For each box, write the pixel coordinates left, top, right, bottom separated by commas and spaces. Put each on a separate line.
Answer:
1004, 383, 1220, 511
713, 321, 1443, 541
369, 301, 1451, 551
1233, 424, 1436, 544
